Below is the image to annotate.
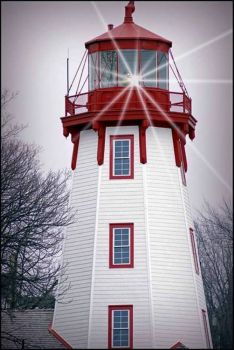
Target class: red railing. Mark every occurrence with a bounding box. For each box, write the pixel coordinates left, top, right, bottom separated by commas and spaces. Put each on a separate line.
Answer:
65, 88, 192, 116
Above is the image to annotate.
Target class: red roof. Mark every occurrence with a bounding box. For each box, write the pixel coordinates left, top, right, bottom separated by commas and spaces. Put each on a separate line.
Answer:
85, 21, 172, 47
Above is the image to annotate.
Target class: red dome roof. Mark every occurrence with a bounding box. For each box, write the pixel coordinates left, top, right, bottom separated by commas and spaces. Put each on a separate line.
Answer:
85, 1, 172, 48
85, 21, 172, 47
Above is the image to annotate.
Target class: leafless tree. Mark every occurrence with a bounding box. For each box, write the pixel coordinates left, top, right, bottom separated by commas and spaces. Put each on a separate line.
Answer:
1, 90, 74, 310
195, 200, 233, 349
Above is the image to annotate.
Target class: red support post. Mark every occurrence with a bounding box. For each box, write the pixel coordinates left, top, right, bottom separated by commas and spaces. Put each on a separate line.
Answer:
172, 128, 181, 167
139, 120, 149, 164
71, 131, 80, 170
93, 122, 106, 166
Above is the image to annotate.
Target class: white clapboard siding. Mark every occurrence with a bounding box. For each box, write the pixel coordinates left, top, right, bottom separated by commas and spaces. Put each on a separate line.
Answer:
145, 126, 207, 349
88, 126, 152, 349
182, 181, 213, 347
53, 125, 211, 349
52, 129, 99, 349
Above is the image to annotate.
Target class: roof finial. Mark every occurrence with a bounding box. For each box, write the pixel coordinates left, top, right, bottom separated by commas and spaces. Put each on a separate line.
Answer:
124, 1, 135, 23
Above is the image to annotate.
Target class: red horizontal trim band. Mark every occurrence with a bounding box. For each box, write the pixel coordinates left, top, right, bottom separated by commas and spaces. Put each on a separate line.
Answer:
48, 323, 73, 349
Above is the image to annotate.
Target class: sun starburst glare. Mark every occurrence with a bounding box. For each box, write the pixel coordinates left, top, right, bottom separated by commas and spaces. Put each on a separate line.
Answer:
83, 1, 232, 194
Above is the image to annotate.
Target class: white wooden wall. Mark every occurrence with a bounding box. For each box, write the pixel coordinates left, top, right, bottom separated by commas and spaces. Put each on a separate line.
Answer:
145, 127, 210, 348
52, 129, 99, 348
52, 126, 211, 349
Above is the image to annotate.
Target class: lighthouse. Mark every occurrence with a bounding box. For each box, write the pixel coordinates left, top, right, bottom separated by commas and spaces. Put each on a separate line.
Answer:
50, 2, 212, 349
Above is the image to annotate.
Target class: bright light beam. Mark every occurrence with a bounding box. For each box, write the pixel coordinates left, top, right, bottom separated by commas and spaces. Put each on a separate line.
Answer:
114, 86, 134, 136
142, 28, 232, 80
91, 1, 132, 76
142, 78, 233, 85
138, 86, 232, 194
81, 85, 130, 131
136, 87, 175, 186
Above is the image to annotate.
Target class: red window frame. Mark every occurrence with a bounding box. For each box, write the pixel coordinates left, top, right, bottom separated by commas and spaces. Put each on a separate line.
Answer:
109, 223, 134, 268
110, 135, 134, 179
178, 138, 186, 186
108, 305, 133, 349
202, 309, 211, 348
190, 228, 200, 275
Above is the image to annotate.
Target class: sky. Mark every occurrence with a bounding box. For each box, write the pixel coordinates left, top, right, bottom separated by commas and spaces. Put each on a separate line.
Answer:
1, 1, 233, 217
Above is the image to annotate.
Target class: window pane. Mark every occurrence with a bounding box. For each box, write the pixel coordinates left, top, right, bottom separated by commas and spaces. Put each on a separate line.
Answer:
114, 140, 129, 158
113, 227, 130, 265
118, 50, 138, 86
140, 50, 156, 87
113, 311, 129, 347
88, 52, 99, 91
157, 52, 168, 89
100, 51, 117, 88
114, 159, 130, 176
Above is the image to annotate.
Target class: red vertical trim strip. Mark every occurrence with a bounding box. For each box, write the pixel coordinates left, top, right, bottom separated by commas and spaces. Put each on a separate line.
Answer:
190, 228, 199, 275
48, 324, 73, 349
181, 139, 187, 172
109, 224, 113, 269
189, 127, 195, 140
202, 309, 211, 348
71, 132, 80, 171
97, 125, 106, 165
129, 305, 133, 349
172, 128, 181, 167
139, 120, 149, 164
108, 305, 133, 349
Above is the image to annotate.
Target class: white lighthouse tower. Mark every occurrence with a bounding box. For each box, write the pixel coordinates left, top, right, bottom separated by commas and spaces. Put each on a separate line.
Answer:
50, 2, 212, 349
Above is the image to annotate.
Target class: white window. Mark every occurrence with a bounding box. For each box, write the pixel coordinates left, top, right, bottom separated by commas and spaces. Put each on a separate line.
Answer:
114, 139, 130, 176
112, 309, 129, 348
113, 228, 130, 265
110, 135, 134, 179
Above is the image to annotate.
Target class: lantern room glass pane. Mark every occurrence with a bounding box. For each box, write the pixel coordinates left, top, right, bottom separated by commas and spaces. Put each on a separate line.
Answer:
140, 50, 157, 87
118, 50, 138, 86
157, 52, 168, 90
100, 51, 117, 88
88, 52, 99, 91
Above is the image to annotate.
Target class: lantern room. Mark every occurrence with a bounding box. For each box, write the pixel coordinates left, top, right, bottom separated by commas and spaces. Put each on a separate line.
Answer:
88, 48, 169, 90
63, 1, 196, 169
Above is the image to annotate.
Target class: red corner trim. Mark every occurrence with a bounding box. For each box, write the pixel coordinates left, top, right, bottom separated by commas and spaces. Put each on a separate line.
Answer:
172, 128, 181, 167
139, 120, 149, 164
181, 139, 187, 173
170, 340, 186, 349
71, 131, 80, 171
189, 127, 195, 140
93, 122, 106, 166
98, 125, 106, 166
108, 305, 133, 349
48, 323, 73, 349
63, 127, 69, 138
109, 223, 134, 268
